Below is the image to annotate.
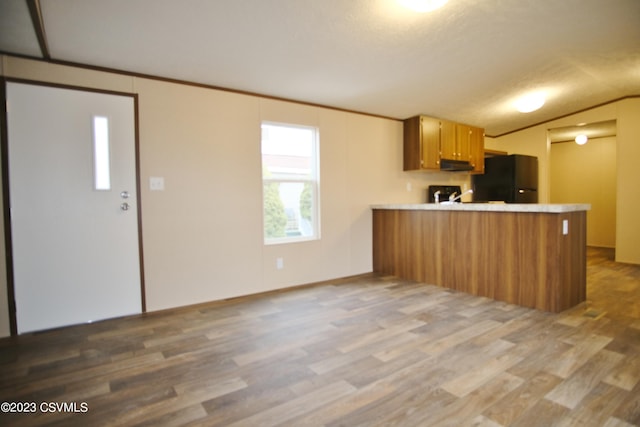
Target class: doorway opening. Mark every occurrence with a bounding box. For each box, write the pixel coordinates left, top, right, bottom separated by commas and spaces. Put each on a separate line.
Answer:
548, 120, 617, 249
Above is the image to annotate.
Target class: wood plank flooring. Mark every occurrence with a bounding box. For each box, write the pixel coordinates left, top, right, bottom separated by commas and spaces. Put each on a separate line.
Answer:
0, 247, 639, 426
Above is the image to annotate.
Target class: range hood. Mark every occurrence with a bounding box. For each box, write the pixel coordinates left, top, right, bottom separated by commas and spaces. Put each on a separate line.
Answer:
440, 159, 474, 171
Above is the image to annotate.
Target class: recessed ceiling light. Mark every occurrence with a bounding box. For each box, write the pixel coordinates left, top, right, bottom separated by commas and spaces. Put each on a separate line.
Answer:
397, 0, 449, 13
575, 134, 588, 145
514, 93, 546, 113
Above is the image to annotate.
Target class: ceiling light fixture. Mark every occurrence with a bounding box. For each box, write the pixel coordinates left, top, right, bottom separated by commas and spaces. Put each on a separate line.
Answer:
575, 134, 588, 145
397, 0, 449, 13
514, 92, 546, 113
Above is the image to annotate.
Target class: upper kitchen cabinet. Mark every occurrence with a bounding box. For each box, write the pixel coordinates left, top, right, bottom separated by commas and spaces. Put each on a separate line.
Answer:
403, 116, 440, 170
403, 115, 484, 173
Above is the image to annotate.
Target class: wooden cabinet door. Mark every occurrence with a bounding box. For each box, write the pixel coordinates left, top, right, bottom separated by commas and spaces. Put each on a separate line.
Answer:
469, 126, 485, 173
440, 120, 457, 160
403, 116, 440, 170
420, 116, 441, 169
403, 116, 421, 171
456, 124, 472, 162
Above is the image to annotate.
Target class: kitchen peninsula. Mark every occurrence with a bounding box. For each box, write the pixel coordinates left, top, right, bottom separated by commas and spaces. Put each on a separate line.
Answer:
372, 203, 590, 312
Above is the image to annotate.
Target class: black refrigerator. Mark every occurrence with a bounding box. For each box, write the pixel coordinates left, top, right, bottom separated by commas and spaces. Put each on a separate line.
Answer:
472, 154, 538, 203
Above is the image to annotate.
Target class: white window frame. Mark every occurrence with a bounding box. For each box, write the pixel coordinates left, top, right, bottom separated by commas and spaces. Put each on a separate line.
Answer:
261, 122, 320, 245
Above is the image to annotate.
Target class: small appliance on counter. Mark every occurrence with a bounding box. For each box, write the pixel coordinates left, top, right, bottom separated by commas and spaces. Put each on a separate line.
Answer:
427, 185, 462, 203
472, 154, 538, 203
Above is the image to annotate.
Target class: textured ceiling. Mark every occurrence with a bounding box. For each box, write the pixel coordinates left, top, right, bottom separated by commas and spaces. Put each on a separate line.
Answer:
1, 0, 639, 136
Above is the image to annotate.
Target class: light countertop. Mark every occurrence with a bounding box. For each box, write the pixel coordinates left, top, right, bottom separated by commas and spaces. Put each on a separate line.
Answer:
371, 203, 591, 213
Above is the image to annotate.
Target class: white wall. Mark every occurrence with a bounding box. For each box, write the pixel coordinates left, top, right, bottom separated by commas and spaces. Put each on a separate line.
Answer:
0, 56, 471, 336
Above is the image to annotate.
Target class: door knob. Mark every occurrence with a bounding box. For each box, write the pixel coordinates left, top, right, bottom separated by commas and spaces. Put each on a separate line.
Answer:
121, 202, 130, 211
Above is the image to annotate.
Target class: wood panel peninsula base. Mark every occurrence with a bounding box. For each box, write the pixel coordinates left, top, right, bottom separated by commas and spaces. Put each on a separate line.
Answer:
372, 204, 590, 312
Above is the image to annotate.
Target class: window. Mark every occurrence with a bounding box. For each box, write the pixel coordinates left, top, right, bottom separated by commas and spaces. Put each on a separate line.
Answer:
261, 122, 319, 244
92, 116, 111, 190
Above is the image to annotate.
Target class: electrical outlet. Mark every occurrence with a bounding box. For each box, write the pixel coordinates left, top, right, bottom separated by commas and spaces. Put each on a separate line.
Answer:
276, 257, 284, 270
150, 176, 165, 191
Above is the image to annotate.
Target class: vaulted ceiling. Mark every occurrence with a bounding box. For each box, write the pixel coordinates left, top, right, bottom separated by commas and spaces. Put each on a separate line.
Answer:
1, 0, 639, 136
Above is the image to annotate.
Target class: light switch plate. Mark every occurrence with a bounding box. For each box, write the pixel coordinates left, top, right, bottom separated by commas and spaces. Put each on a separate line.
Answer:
150, 176, 164, 191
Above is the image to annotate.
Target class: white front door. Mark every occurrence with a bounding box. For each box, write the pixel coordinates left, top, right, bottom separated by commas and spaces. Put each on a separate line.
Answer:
6, 82, 143, 334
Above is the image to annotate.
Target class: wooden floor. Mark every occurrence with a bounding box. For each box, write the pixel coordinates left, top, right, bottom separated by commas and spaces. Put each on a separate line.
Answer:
1, 247, 639, 426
